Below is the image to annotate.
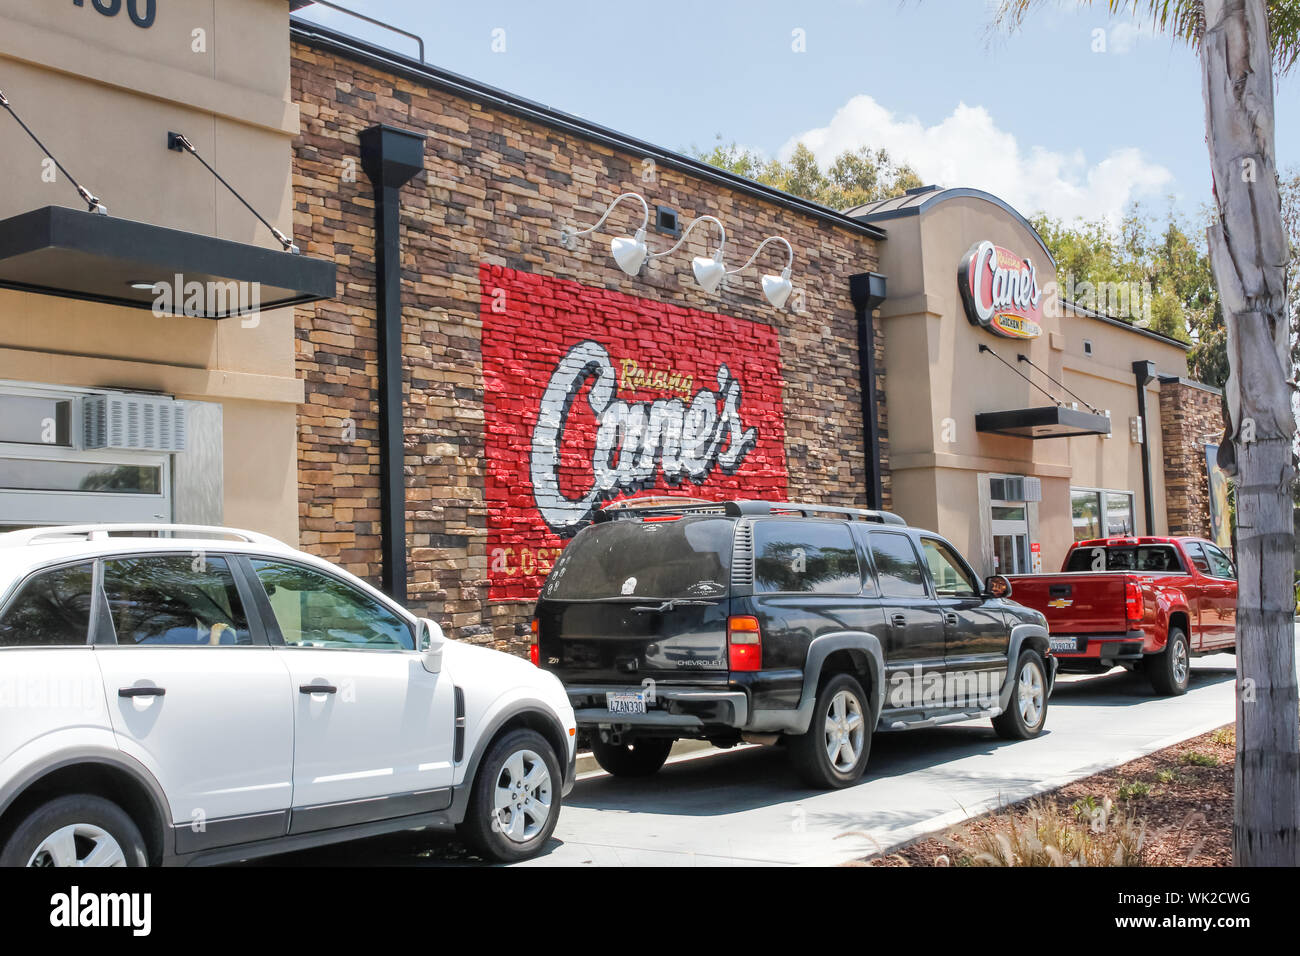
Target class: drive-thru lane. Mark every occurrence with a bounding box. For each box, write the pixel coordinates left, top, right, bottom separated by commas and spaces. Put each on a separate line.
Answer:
519, 651, 1246, 866
253, 638, 1299, 867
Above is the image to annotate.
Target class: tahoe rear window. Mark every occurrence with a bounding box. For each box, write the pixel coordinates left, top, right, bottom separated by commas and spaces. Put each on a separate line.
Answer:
1064, 545, 1184, 573
541, 517, 732, 601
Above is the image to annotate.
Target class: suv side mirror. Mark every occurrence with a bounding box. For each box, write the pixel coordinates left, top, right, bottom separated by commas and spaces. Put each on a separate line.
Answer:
419, 618, 447, 673
984, 575, 1013, 599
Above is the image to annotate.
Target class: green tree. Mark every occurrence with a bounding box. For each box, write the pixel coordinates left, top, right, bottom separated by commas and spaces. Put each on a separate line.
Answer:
1032, 202, 1212, 345
691, 138, 923, 210
994, 0, 1300, 868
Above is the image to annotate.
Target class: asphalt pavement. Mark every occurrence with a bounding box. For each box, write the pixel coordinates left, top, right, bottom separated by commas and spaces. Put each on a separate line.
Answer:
258, 640, 1297, 867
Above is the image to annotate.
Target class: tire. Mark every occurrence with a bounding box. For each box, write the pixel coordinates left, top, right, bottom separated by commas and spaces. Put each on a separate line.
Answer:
589, 736, 674, 778
789, 673, 872, 789
992, 649, 1049, 740
1147, 627, 1191, 696
458, 728, 562, 863
0, 794, 148, 868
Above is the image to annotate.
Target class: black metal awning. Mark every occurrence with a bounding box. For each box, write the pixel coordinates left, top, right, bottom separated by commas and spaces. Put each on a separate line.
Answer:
975, 406, 1113, 439
0, 206, 336, 319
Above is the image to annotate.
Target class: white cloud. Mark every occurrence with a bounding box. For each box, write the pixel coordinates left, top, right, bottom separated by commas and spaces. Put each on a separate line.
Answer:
782, 95, 1174, 226
1105, 19, 1158, 54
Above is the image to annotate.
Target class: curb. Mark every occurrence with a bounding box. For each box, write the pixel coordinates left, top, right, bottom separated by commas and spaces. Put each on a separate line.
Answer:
830, 714, 1237, 868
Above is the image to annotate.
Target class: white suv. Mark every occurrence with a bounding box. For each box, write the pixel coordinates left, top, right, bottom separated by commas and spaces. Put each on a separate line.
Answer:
0, 524, 576, 866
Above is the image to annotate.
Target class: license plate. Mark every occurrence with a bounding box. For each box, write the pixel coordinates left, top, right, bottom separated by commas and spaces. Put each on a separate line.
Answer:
1050, 637, 1078, 653
606, 692, 647, 715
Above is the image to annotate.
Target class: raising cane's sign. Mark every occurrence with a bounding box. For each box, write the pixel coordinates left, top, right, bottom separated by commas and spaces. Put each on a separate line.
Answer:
481, 264, 787, 600
957, 240, 1045, 339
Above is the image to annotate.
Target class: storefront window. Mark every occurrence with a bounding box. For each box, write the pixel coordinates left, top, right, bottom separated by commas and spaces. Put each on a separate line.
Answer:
0, 395, 72, 447
0, 459, 162, 495
1071, 488, 1135, 541
1106, 492, 1135, 536
1071, 490, 1102, 541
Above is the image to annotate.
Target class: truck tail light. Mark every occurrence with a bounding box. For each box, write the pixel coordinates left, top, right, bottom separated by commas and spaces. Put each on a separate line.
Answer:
728, 616, 761, 672
528, 618, 540, 667
1125, 580, 1144, 624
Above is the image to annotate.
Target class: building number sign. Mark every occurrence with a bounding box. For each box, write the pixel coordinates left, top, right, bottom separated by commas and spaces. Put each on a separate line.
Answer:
73, 0, 157, 29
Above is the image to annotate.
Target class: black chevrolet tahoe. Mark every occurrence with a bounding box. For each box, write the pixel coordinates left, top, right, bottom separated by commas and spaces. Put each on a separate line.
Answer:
533, 499, 1055, 789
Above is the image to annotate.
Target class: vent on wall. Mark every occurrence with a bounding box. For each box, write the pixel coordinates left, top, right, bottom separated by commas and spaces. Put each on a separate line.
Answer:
83, 395, 188, 453
990, 475, 1042, 503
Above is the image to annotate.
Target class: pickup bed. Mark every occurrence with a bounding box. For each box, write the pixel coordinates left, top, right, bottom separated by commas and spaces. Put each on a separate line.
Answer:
1006, 536, 1237, 696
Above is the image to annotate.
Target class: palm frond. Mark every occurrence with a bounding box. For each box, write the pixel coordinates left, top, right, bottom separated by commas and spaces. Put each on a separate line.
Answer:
991, 0, 1300, 75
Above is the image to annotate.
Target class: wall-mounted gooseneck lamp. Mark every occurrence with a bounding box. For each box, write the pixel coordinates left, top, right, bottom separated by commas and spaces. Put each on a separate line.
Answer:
560, 192, 650, 276
558, 193, 796, 308
647, 214, 727, 293
727, 235, 795, 309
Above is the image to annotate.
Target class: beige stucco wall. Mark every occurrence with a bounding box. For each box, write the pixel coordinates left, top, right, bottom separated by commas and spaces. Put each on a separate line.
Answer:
869, 192, 1188, 575
0, 0, 303, 542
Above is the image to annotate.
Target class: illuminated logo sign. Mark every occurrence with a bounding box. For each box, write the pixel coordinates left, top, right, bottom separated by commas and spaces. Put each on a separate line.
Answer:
958, 240, 1044, 339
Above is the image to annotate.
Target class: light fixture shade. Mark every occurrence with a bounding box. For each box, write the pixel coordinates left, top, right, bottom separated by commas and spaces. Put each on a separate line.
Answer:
762, 271, 793, 309
692, 255, 726, 293
611, 230, 648, 276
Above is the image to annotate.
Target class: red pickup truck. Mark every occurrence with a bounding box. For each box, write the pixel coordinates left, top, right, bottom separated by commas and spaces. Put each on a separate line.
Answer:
1006, 536, 1237, 696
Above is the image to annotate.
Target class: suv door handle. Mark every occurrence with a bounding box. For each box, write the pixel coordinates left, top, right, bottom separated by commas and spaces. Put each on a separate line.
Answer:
118, 686, 165, 698
299, 683, 337, 695
944, 613, 959, 627
890, 613, 907, 627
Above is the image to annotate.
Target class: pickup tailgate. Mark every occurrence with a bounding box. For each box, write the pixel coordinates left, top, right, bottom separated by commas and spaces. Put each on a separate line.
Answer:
1005, 573, 1132, 635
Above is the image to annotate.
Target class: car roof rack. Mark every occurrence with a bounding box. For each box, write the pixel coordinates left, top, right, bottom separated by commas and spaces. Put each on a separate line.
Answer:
745, 501, 908, 525
0, 523, 291, 549
595, 498, 731, 522
594, 498, 907, 526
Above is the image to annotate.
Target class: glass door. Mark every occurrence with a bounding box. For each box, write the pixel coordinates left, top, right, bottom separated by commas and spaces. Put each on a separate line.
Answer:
992, 533, 1029, 575
990, 498, 1030, 574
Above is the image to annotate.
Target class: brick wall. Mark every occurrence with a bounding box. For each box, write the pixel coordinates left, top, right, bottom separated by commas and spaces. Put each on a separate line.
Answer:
290, 40, 888, 655
1158, 379, 1224, 537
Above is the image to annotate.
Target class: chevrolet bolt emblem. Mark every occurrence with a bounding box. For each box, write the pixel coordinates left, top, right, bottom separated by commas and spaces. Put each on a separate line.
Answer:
1047, 598, 1073, 608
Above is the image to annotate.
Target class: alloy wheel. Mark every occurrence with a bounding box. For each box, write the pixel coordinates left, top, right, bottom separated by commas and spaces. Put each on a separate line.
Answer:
493, 748, 553, 844
1173, 638, 1189, 686
823, 688, 865, 772
1018, 661, 1045, 727
27, 824, 126, 867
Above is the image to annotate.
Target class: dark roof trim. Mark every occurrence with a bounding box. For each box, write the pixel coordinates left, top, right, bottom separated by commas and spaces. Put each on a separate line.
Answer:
1061, 298, 1192, 351
1158, 374, 1223, 395
846, 187, 1050, 263
288, 20, 887, 241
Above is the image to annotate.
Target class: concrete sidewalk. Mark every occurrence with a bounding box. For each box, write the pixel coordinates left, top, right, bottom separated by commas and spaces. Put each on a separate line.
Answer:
520, 647, 1261, 866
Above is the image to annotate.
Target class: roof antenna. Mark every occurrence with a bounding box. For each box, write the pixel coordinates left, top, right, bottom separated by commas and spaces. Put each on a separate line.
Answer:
168, 132, 298, 254
0, 87, 108, 215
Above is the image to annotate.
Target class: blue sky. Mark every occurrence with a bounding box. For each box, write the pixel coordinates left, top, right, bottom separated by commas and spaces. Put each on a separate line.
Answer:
294, 0, 1300, 227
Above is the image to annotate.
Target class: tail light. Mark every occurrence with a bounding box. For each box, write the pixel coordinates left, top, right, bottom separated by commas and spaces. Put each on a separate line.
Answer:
528, 618, 540, 667
1125, 580, 1144, 624
727, 616, 762, 672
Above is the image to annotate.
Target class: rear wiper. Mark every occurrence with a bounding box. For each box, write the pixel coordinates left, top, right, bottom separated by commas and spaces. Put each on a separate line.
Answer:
630, 599, 720, 614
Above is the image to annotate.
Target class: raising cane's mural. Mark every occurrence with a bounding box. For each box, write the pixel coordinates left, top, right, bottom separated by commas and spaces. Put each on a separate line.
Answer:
957, 240, 1045, 339
481, 264, 788, 600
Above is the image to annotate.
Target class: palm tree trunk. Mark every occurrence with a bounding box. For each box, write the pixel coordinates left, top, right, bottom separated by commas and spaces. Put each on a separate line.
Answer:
1201, 0, 1300, 866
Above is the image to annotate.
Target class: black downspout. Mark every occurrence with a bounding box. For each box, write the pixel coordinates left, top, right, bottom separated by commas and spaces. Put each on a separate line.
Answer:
359, 124, 426, 604
1132, 360, 1157, 536
850, 272, 888, 510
